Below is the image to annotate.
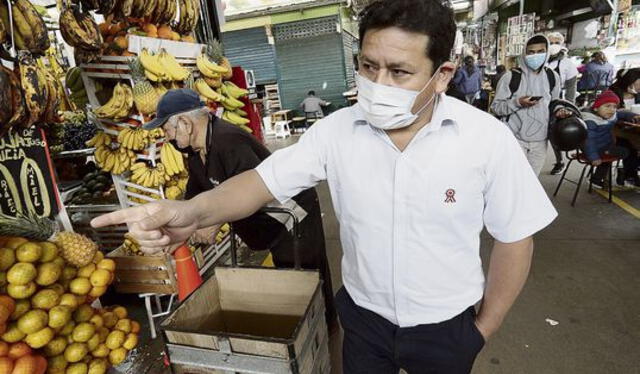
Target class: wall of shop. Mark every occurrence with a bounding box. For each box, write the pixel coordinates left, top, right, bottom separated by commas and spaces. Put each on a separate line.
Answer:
222, 27, 278, 84
342, 31, 357, 88
274, 16, 350, 111
222, 4, 342, 32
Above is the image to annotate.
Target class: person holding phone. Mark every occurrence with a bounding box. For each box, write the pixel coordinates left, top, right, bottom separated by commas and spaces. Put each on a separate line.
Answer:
492, 35, 561, 176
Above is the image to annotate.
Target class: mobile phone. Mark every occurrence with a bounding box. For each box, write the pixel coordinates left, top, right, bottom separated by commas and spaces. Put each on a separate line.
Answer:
529, 96, 543, 101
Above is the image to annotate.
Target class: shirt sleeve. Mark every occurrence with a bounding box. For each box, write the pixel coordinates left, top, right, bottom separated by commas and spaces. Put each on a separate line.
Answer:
491, 71, 522, 117
483, 127, 558, 243
255, 123, 328, 203
562, 60, 579, 81
551, 70, 561, 100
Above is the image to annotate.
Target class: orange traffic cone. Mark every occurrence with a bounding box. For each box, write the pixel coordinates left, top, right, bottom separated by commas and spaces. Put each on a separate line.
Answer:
173, 244, 203, 301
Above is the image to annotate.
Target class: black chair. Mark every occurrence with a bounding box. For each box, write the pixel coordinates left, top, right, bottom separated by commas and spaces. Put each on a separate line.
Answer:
305, 112, 319, 128
553, 149, 622, 206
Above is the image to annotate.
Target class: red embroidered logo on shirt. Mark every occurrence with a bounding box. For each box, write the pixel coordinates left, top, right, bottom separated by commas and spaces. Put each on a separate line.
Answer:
445, 189, 456, 203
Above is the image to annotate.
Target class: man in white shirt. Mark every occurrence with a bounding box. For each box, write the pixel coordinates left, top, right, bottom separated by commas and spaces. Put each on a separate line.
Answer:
92, 0, 557, 372
547, 31, 580, 175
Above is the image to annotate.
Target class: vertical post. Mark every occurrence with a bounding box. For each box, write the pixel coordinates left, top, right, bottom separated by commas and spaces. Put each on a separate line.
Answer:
519, 0, 525, 16
230, 225, 238, 267
608, 0, 620, 41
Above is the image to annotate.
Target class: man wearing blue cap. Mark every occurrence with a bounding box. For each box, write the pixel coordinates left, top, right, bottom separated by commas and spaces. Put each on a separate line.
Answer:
143, 89, 337, 327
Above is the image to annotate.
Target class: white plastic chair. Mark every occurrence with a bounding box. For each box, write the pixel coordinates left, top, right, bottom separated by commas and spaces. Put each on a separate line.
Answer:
262, 116, 275, 138
274, 121, 291, 139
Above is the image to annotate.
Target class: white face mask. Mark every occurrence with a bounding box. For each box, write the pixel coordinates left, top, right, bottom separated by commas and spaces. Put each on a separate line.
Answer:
548, 44, 563, 56
356, 67, 441, 130
624, 98, 635, 109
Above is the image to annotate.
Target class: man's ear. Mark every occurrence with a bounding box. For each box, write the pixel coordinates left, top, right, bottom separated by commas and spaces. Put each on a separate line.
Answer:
178, 115, 194, 135
434, 61, 456, 94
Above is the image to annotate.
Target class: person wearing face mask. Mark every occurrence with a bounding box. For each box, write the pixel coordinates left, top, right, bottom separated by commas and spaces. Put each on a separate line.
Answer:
492, 34, 561, 176
546, 32, 579, 176
580, 90, 639, 189
91, 1, 557, 372
609, 68, 640, 109
138, 89, 337, 328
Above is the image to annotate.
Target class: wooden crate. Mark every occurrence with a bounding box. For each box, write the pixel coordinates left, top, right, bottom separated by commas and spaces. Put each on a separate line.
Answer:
161, 267, 330, 374
106, 247, 178, 295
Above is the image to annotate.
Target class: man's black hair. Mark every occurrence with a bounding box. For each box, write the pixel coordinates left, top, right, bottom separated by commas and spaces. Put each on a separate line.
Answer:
308, 90, 315, 96
358, 0, 456, 68
527, 35, 548, 47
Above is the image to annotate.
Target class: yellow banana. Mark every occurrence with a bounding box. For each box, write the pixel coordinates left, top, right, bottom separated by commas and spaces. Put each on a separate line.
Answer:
159, 49, 190, 81
195, 78, 223, 102
223, 81, 249, 98
197, 52, 228, 78
140, 49, 169, 80
223, 110, 250, 125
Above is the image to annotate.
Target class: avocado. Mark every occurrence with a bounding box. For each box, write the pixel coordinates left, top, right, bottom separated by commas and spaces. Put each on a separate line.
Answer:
76, 187, 89, 196
87, 182, 98, 191
82, 173, 95, 183
96, 175, 109, 184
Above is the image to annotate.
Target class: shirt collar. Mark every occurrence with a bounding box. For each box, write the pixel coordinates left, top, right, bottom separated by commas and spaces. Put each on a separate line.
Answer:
353, 93, 460, 135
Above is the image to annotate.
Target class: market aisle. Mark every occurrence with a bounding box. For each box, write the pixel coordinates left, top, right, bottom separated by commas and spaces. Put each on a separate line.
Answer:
266, 135, 640, 374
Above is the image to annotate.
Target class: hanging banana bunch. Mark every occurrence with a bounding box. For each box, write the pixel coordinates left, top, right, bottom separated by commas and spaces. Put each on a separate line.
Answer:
0, 0, 50, 54
175, 0, 200, 35
96, 0, 118, 15
0, 65, 28, 134
59, 5, 103, 56
18, 51, 48, 127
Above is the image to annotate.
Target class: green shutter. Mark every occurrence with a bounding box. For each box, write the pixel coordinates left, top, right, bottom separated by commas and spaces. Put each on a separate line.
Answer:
222, 27, 278, 84
274, 16, 348, 113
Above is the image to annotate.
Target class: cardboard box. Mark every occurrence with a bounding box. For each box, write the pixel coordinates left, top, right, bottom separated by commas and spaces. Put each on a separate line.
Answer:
161, 267, 330, 374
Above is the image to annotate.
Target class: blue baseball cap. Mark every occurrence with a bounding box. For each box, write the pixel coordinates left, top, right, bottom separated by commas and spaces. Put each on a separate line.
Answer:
143, 89, 205, 129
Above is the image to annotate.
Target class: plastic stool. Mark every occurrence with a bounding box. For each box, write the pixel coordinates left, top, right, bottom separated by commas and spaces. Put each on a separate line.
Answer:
274, 121, 291, 139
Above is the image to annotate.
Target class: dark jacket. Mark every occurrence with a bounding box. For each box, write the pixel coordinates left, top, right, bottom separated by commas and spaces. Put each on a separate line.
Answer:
453, 65, 483, 95
184, 115, 315, 250
578, 61, 615, 91
581, 110, 635, 161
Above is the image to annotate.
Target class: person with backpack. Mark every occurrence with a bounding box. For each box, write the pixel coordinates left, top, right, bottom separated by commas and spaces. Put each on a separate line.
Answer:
492, 34, 561, 176
546, 32, 580, 175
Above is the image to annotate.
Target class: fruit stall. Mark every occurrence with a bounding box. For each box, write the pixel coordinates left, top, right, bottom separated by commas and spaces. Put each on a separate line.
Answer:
0, 0, 258, 371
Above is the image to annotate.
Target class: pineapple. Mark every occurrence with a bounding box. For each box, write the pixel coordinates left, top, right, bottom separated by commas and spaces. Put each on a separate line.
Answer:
0, 213, 97, 267
155, 83, 168, 98
206, 39, 233, 80
129, 58, 160, 116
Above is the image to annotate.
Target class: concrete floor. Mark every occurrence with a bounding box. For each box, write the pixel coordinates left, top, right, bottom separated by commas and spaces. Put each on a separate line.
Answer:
122, 134, 640, 373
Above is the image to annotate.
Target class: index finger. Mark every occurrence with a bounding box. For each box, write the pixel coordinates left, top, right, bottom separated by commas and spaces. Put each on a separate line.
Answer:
90, 206, 149, 228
